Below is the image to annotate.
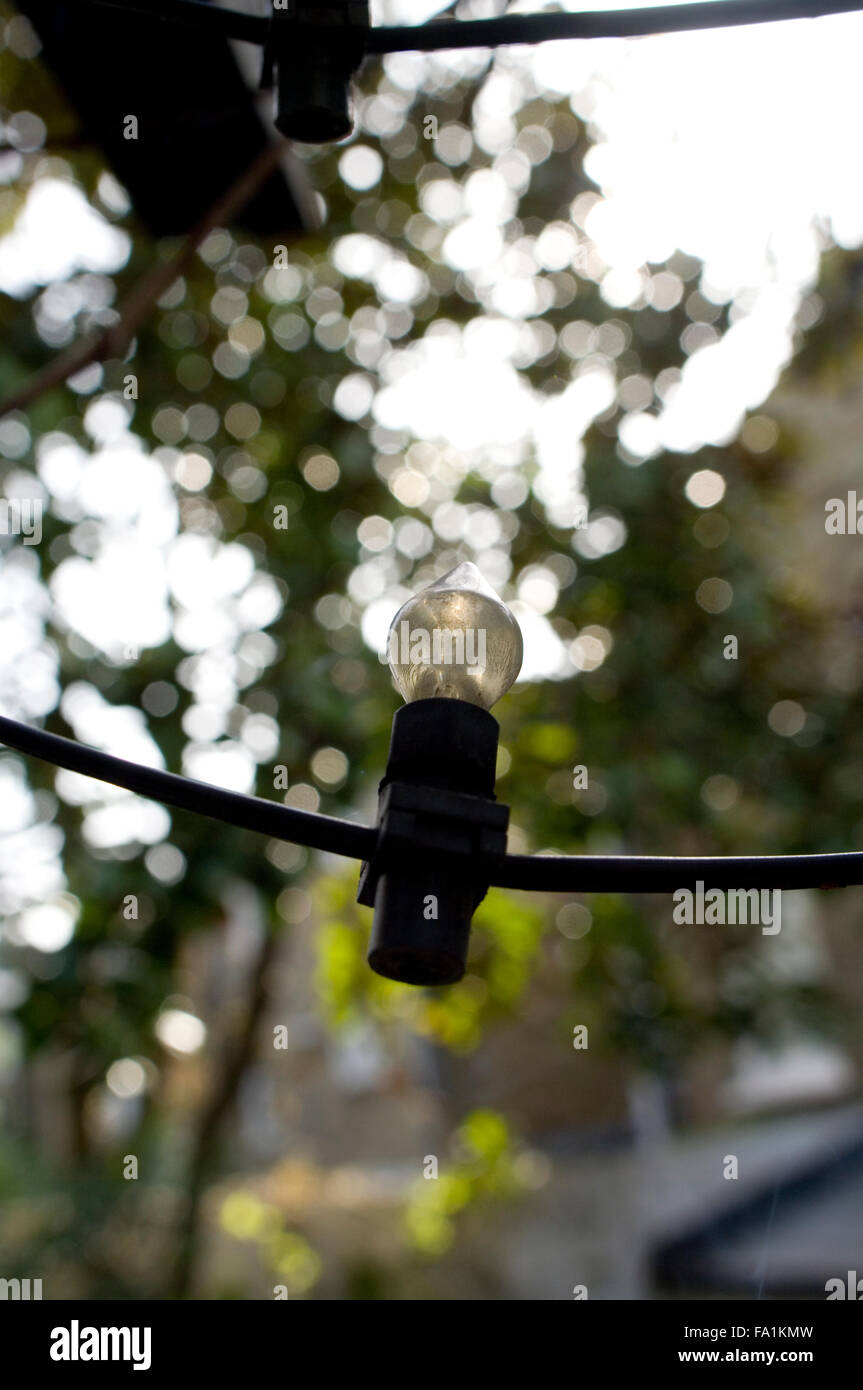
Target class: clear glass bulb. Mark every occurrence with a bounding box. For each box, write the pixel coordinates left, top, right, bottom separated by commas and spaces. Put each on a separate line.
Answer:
386, 561, 523, 710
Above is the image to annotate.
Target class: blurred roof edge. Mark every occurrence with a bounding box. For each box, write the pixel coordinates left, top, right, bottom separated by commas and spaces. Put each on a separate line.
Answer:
14, 0, 316, 238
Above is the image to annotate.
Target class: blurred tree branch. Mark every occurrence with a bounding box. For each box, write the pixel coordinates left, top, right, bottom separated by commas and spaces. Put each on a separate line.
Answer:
0, 139, 290, 421
169, 924, 279, 1300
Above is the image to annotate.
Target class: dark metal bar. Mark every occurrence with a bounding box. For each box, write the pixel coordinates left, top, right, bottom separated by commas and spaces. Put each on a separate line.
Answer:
24, 0, 270, 45
24, 0, 863, 57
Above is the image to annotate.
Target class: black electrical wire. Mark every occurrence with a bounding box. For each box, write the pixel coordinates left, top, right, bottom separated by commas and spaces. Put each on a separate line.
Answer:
36, 0, 863, 52
0, 714, 376, 862
489, 849, 863, 893
368, 0, 863, 53
2, 714, 863, 894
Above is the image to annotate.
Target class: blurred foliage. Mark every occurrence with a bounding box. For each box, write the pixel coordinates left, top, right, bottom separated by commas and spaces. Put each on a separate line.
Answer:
403, 1109, 526, 1256
315, 872, 544, 1048
219, 1189, 321, 1297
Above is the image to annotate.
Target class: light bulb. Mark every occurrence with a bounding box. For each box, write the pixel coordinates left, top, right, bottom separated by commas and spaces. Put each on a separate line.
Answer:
386, 562, 523, 711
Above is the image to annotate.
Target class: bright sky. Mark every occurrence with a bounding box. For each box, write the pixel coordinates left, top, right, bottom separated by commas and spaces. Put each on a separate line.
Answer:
2, 0, 863, 935
370, 0, 863, 461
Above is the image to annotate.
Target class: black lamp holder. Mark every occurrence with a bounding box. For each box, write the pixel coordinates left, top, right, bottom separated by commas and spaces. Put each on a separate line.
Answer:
260, 0, 370, 144
357, 698, 509, 985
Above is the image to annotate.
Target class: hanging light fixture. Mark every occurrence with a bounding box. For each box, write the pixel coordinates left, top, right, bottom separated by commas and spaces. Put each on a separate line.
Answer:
27, 1, 863, 159
262, 0, 370, 145
357, 563, 523, 986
